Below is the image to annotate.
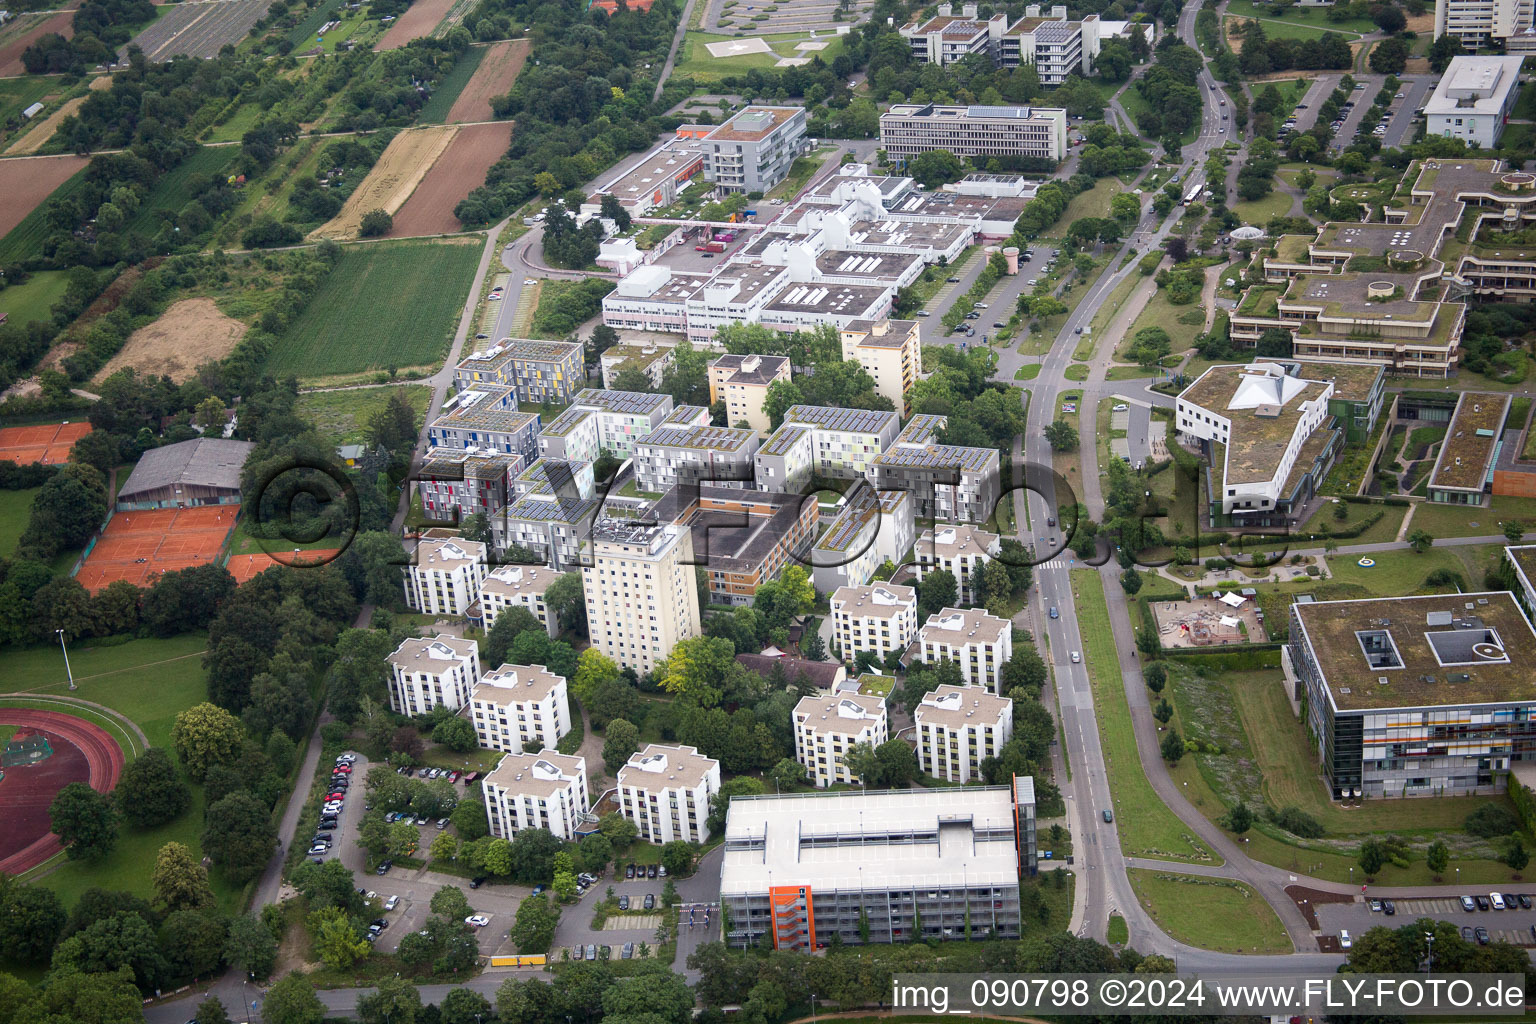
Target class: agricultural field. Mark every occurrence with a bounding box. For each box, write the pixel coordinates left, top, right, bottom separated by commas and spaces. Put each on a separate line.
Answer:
126, 0, 275, 61
296, 384, 432, 445
290, 6, 385, 56
444, 38, 528, 123
0, 77, 59, 149
95, 298, 249, 384
6, 94, 86, 156
313, 125, 457, 239
418, 43, 485, 122
124, 145, 243, 239
0, 270, 71, 329
376, 0, 456, 49
390, 121, 510, 236
0, 155, 90, 255
263, 239, 479, 378
0, 10, 74, 78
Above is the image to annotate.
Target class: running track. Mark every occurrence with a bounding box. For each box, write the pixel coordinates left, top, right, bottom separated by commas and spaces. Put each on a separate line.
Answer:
0, 710, 124, 876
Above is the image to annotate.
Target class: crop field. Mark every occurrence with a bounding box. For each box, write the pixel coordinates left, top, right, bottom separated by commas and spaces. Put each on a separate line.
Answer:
5, 94, 84, 155
390, 121, 509, 236
0, 11, 74, 77
313, 125, 456, 239
0, 155, 90, 255
419, 44, 485, 122
263, 239, 479, 377
0, 269, 70, 328
445, 38, 528, 123
125, 145, 242, 238
376, 0, 456, 49
126, 0, 276, 61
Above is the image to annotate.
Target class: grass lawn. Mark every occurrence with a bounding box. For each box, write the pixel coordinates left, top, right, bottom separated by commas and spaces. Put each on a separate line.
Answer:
1061, 178, 1122, 224
1064, 363, 1089, 381
673, 30, 847, 82
416, 743, 504, 774
0, 76, 61, 141
295, 384, 432, 446
1014, 363, 1042, 380
206, 101, 267, 144
1086, 271, 1142, 352
767, 147, 835, 201
1293, 500, 1406, 546
1224, 0, 1375, 32
0, 487, 39, 557
1070, 569, 1218, 864
1325, 543, 1498, 594
1105, 365, 1156, 380
1128, 869, 1291, 953
0, 270, 70, 329
1225, 13, 1339, 40
1120, 285, 1201, 360
1107, 913, 1128, 945
1411, 496, 1536, 538
265, 240, 479, 378
1231, 189, 1293, 225
227, 519, 345, 556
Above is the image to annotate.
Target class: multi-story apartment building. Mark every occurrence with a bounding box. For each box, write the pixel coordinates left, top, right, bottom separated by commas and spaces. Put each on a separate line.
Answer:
687, 106, 809, 195
1425, 56, 1525, 149
601, 343, 674, 390
387, 635, 482, 716
708, 354, 792, 433
509, 457, 596, 502
916, 608, 1013, 691
634, 423, 761, 494
811, 486, 914, 593
428, 386, 541, 458
869, 414, 1000, 524
502, 494, 599, 571
900, 3, 1127, 83
454, 340, 585, 406
481, 751, 590, 840
469, 663, 571, 755
840, 319, 919, 414
880, 103, 1068, 164
652, 484, 818, 606
719, 783, 1035, 948
582, 519, 702, 674
832, 583, 919, 667
1426, 391, 1509, 506
476, 564, 561, 637
1176, 363, 1341, 528
539, 389, 675, 463
1435, 0, 1534, 48
402, 536, 488, 616
416, 447, 521, 527
754, 406, 901, 493
793, 692, 890, 787
617, 743, 721, 843
1287, 592, 1536, 799
915, 524, 1001, 604
914, 683, 1014, 783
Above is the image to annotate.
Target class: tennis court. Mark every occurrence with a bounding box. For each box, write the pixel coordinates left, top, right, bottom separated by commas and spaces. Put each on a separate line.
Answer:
0, 421, 91, 465
75, 505, 236, 592
225, 547, 342, 583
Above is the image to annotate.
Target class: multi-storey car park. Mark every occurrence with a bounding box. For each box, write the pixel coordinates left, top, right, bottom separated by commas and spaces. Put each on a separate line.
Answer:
1287, 592, 1536, 800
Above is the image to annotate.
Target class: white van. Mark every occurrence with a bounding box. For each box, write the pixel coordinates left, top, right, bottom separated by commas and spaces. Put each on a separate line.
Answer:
1491, 892, 1507, 910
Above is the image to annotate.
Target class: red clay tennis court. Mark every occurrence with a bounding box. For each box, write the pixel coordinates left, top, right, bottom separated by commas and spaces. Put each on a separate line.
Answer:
0, 710, 124, 876
225, 548, 342, 583
75, 505, 236, 592
0, 421, 91, 465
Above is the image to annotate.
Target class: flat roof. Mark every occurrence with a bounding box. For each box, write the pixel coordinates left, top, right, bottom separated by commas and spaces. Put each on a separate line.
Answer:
1292, 592, 1536, 711
758, 422, 810, 457
1506, 546, 1536, 600
598, 140, 705, 201
918, 523, 1000, 560
709, 353, 789, 387
762, 279, 891, 318
831, 583, 916, 618
638, 423, 758, 453
412, 537, 486, 569
505, 493, 600, 525
474, 663, 565, 705
618, 743, 717, 792
388, 634, 478, 671
1179, 364, 1332, 488
914, 683, 1012, 728
1425, 55, 1524, 118
794, 692, 886, 736
785, 405, 898, 435
875, 414, 998, 473
435, 387, 536, 433
705, 106, 801, 143
458, 339, 582, 370
919, 607, 1009, 646
720, 787, 1021, 896
816, 250, 922, 282
1428, 391, 1509, 492
843, 317, 918, 346
482, 750, 585, 797
480, 563, 558, 598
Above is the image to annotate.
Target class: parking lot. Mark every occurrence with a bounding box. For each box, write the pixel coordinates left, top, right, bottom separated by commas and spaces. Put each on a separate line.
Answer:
1317, 895, 1536, 948
546, 869, 719, 963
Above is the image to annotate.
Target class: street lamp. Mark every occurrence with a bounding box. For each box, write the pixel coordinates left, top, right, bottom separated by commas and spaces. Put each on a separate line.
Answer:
1425, 931, 1434, 973
56, 629, 75, 690
811, 994, 818, 1024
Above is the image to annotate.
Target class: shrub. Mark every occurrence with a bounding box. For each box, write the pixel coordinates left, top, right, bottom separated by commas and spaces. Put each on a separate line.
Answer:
1465, 803, 1519, 838
359, 209, 393, 238
1265, 805, 1325, 839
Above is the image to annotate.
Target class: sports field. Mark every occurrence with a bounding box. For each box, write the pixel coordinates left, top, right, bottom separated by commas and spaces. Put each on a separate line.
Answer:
226, 547, 342, 583
263, 239, 479, 377
0, 711, 124, 877
0, 421, 91, 465
75, 505, 236, 592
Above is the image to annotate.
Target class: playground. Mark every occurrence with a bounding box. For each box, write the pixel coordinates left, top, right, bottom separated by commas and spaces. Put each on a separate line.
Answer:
75, 505, 235, 592
0, 421, 90, 465
1149, 594, 1268, 648
0, 710, 124, 876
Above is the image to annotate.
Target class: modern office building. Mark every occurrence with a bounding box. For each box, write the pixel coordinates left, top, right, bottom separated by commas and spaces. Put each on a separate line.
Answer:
1424, 56, 1525, 149
831, 583, 919, 667
1434, 0, 1534, 48
386, 635, 482, 716
880, 103, 1069, 164
582, 519, 702, 674
481, 751, 590, 840
718, 782, 1036, 948
915, 607, 1013, 691
476, 563, 561, 637
469, 663, 571, 755
793, 692, 890, 787
1426, 391, 1509, 506
840, 319, 920, 414
754, 406, 901, 494
583, 138, 705, 219
454, 339, 585, 406
688, 106, 810, 195
617, 743, 721, 844
538, 389, 675, 463
634, 423, 761, 494
402, 536, 488, 617
869, 414, 1000, 524
915, 524, 1001, 604
914, 683, 1014, 783
708, 354, 792, 433
651, 484, 818, 606
1287, 592, 1536, 799
810, 486, 914, 593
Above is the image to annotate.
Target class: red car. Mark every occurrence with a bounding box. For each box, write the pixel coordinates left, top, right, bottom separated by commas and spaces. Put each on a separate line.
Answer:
327, 792, 345, 801
447, 772, 460, 783
334, 765, 352, 774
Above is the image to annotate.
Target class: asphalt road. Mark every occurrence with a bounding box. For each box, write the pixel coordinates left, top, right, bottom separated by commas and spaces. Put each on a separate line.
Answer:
1381, 75, 1435, 150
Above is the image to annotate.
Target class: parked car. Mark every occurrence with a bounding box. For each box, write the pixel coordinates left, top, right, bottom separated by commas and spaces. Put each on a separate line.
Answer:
1382, 899, 1395, 916
466, 915, 490, 927
585, 944, 597, 961
1339, 930, 1351, 949
622, 942, 634, 959
1475, 927, 1490, 945
619, 896, 631, 910
1461, 896, 1478, 911
1519, 894, 1532, 909
1462, 926, 1475, 941
625, 865, 636, 879
307, 844, 329, 856
1476, 895, 1491, 910
531, 885, 545, 897
384, 895, 399, 911
371, 918, 388, 932
573, 945, 585, 961
1491, 893, 1506, 910
648, 864, 659, 879
644, 893, 656, 910
469, 877, 485, 889
436, 818, 450, 830
1369, 899, 1382, 912
376, 861, 392, 876
1103, 809, 1113, 823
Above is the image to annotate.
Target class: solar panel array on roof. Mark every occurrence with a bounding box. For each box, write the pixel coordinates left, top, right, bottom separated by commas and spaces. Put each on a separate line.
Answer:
571, 389, 671, 414
784, 405, 898, 434
876, 445, 996, 471
760, 423, 810, 456
639, 424, 756, 451
506, 494, 600, 524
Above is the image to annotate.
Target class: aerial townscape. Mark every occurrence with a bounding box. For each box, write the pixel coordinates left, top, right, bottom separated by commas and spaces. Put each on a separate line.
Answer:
11, 0, 1536, 1017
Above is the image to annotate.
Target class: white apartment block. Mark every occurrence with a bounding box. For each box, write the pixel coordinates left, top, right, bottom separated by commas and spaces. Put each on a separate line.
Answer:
469, 663, 572, 755
917, 608, 1013, 692
387, 635, 482, 716
901, 3, 1124, 84
793, 692, 890, 787
1435, 0, 1534, 47
582, 519, 702, 675
402, 537, 487, 617
477, 564, 561, 637
481, 750, 590, 840
914, 684, 1014, 783
538, 389, 675, 463
634, 423, 761, 494
708, 354, 792, 434
840, 319, 919, 414
916, 524, 1001, 604
753, 406, 900, 493
832, 583, 919, 666
1424, 56, 1525, 149
617, 743, 721, 844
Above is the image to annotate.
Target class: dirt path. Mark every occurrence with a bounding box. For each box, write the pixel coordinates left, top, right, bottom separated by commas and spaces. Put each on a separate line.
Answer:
312, 125, 457, 239
445, 37, 528, 123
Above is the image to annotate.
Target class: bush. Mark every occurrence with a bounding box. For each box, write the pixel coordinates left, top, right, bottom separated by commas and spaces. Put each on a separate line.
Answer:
1265, 805, 1325, 839
359, 209, 393, 238
1465, 803, 1519, 838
